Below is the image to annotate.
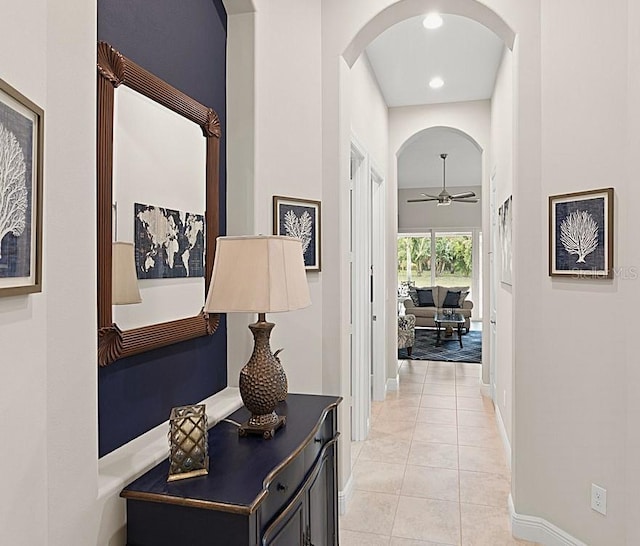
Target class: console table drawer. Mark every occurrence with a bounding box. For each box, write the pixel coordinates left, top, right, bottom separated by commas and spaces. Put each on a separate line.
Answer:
260, 450, 305, 526
303, 409, 334, 472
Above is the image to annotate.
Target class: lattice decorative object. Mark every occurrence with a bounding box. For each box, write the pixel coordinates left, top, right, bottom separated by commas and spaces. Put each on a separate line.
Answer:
167, 404, 209, 482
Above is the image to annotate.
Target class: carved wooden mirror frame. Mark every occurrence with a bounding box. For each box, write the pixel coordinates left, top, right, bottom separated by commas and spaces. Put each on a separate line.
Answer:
96, 42, 220, 367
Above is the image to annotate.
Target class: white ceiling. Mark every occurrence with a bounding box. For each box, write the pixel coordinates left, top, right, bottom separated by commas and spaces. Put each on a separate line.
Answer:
364, 13, 503, 189
366, 14, 505, 108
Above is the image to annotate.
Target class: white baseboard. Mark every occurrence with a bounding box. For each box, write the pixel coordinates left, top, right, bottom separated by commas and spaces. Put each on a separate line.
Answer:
338, 474, 354, 515
494, 403, 512, 471
509, 495, 587, 546
386, 375, 399, 391
480, 381, 491, 398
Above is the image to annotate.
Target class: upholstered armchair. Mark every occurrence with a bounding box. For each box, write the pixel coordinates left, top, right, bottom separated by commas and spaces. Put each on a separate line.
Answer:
398, 313, 416, 356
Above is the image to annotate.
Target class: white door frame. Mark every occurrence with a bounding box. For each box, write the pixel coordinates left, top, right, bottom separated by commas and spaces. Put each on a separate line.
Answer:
350, 136, 371, 441
370, 164, 386, 401
489, 169, 498, 400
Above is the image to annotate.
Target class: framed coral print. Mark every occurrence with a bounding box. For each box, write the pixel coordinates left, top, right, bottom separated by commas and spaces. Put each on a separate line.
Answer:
0, 78, 43, 296
273, 195, 321, 271
498, 195, 513, 285
549, 188, 613, 278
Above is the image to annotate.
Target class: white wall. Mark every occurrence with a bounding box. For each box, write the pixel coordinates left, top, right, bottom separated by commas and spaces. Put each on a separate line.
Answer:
253, 0, 323, 395
46, 2, 98, 542
349, 54, 394, 409
0, 0, 98, 544
626, 3, 640, 543
399, 185, 482, 231
350, 53, 388, 174
490, 48, 514, 450
0, 2, 49, 543
225, 0, 324, 397
512, 1, 629, 543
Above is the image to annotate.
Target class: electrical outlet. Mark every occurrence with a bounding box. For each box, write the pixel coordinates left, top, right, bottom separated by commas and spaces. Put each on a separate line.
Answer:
591, 483, 607, 515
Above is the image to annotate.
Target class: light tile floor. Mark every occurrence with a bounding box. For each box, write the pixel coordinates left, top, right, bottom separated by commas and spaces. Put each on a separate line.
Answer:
339, 359, 538, 546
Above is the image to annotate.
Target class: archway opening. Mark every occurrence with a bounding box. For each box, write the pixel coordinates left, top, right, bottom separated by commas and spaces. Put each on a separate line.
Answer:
338, 0, 517, 510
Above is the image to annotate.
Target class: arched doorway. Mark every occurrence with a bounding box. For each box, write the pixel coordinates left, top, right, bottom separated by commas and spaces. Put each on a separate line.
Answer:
330, 0, 519, 513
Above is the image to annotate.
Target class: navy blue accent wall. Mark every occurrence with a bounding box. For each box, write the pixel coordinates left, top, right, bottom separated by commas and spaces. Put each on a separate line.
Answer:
98, 0, 227, 457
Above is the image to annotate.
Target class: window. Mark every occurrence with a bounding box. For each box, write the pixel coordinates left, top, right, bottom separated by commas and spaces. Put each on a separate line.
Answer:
434, 232, 472, 289
397, 235, 431, 286
398, 230, 481, 319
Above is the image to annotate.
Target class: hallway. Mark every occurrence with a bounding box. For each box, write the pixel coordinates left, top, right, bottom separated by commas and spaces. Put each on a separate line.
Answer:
339, 359, 536, 545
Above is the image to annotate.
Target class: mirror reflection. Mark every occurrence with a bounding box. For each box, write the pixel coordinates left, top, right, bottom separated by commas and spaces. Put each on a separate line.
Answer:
111, 86, 206, 331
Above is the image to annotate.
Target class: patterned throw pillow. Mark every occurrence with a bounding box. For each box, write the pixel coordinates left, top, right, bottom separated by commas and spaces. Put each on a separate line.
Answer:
458, 290, 469, 307
416, 288, 435, 307
442, 290, 461, 308
408, 288, 420, 306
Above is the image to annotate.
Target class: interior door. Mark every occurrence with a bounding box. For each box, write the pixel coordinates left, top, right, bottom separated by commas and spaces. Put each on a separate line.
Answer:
350, 141, 371, 441
489, 173, 498, 398
370, 168, 386, 401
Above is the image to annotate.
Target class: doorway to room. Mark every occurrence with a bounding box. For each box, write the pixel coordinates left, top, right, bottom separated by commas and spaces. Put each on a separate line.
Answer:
350, 138, 386, 442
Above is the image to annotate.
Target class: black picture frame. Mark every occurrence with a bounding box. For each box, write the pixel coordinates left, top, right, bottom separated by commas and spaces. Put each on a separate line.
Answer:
0, 77, 43, 297
498, 195, 512, 285
549, 188, 613, 278
273, 195, 321, 271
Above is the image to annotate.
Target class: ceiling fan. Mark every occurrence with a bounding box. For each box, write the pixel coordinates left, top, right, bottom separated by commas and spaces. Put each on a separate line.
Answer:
407, 153, 479, 206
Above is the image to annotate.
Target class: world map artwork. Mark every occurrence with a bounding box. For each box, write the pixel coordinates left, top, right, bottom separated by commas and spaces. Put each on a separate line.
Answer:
134, 203, 205, 279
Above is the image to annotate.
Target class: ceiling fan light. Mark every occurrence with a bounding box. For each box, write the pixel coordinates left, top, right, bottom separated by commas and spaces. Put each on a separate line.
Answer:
422, 13, 443, 29
436, 200, 451, 207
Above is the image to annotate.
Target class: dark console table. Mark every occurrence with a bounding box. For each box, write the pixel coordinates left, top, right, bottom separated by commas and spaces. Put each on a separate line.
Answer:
121, 394, 342, 546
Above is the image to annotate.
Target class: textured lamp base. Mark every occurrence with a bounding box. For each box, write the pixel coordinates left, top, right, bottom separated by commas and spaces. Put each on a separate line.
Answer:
238, 414, 287, 440
238, 315, 288, 440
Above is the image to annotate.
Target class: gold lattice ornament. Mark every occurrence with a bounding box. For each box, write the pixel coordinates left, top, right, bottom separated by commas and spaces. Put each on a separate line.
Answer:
167, 404, 209, 482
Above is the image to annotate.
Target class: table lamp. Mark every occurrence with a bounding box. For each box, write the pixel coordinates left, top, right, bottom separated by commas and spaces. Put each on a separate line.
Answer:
204, 235, 311, 439
112, 241, 142, 304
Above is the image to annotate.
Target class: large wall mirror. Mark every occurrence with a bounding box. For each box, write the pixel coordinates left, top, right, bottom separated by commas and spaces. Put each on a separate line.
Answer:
97, 42, 220, 367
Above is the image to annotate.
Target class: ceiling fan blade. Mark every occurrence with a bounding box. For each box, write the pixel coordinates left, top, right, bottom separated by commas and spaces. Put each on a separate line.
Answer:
450, 191, 476, 199
407, 198, 438, 203
452, 198, 479, 203
420, 193, 440, 199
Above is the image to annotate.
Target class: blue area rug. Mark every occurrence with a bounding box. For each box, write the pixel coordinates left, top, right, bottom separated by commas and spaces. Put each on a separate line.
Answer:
398, 328, 482, 363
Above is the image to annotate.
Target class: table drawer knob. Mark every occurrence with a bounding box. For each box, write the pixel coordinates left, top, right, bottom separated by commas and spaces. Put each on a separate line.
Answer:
276, 482, 288, 492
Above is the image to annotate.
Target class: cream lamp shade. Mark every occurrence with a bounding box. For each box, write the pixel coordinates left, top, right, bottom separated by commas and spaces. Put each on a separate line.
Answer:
112, 241, 142, 305
204, 235, 311, 313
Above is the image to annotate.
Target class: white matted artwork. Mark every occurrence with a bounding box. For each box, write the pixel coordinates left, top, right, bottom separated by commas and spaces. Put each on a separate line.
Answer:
0, 78, 43, 296
273, 195, 321, 271
548, 188, 613, 278
498, 195, 512, 285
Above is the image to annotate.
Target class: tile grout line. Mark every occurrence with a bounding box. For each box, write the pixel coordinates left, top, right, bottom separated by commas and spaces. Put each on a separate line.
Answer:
390, 359, 418, 542
455, 368, 464, 546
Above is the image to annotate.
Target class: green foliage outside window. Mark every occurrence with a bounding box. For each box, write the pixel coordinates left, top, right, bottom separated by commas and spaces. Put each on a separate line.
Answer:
398, 235, 472, 285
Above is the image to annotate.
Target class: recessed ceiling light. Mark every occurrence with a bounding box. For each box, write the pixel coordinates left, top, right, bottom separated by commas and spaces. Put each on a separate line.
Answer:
429, 77, 444, 89
423, 13, 443, 29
